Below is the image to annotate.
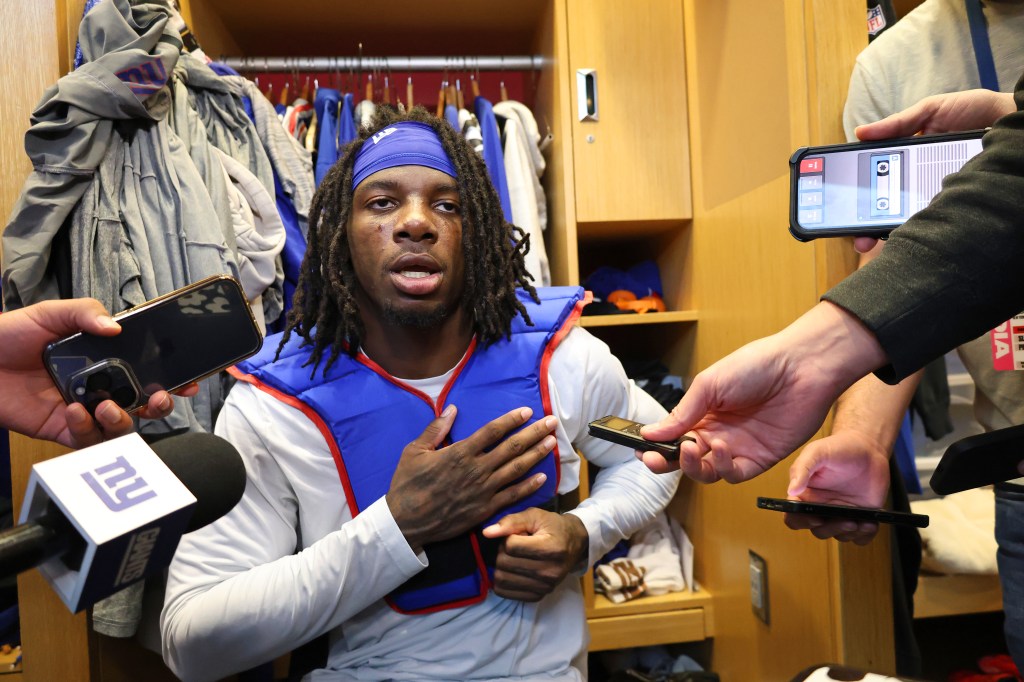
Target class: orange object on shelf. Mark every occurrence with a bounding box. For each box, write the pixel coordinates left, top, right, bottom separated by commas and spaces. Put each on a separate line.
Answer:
639, 294, 666, 312
614, 293, 666, 314
607, 290, 637, 304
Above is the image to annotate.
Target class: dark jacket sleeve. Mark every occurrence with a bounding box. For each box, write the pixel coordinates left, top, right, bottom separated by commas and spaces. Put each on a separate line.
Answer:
824, 73, 1024, 384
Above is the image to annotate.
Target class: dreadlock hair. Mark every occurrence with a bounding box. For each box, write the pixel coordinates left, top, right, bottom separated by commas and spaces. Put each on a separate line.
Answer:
278, 105, 540, 375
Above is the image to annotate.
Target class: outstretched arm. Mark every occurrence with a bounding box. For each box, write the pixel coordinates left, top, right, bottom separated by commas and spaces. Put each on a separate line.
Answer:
640, 301, 886, 482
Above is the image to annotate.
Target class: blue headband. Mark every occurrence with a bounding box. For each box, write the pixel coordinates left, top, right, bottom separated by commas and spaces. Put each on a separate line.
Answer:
351, 121, 458, 189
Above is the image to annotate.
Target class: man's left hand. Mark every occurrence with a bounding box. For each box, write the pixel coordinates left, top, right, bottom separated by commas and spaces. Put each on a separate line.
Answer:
482, 508, 589, 602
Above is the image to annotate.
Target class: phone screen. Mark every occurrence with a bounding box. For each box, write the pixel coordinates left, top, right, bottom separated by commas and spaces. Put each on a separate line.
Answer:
793, 134, 983, 234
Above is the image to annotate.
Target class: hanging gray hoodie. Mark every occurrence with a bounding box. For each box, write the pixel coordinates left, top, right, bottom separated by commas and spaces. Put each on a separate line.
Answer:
4, 0, 185, 308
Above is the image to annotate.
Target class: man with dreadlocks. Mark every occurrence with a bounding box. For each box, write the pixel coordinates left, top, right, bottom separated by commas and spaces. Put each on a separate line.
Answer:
161, 107, 679, 681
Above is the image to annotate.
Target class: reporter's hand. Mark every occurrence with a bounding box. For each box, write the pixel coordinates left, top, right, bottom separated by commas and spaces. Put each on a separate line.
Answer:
850, 90, 1014, 253
639, 302, 886, 483
0, 298, 194, 448
68, 384, 199, 446
784, 430, 892, 545
482, 508, 589, 602
855, 89, 1014, 141
386, 406, 558, 553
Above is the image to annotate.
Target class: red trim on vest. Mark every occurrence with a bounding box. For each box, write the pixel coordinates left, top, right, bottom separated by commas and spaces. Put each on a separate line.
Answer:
353, 352, 436, 407
538, 291, 591, 494
437, 337, 478, 416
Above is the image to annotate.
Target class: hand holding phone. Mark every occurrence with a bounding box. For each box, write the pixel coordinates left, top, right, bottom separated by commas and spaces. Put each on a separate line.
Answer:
588, 415, 693, 460
789, 130, 985, 241
44, 275, 263, 416
757, 497, 929, 528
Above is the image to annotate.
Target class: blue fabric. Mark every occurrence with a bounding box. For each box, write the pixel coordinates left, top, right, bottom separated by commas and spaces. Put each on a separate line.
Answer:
241, 92, 255, 123
272, 172, 305, 330
966, 0, 1000, 91
351, 121, 457, 190
238, 94, 298, 328
584, 260, 664, 300
237, 286, 584, 613
444, 104, 460, 131
474, 96, 513, 222
314, 88, 341, 186
892, 412, 922, 495
73, 0, 103, 70
339, 93, 357, 147
995, 484, 1024, 671
207, 61, 240, 77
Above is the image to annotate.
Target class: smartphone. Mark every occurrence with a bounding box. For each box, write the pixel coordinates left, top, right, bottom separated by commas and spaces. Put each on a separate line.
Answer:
929, 423, 1024, 495
44, 275, 263, 415
587, 415, 693, 459
757, 497, 929, 528
789, 129, 986, 241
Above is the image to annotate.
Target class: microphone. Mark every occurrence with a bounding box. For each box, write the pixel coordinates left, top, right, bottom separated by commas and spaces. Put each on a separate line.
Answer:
2, 432, 245, 612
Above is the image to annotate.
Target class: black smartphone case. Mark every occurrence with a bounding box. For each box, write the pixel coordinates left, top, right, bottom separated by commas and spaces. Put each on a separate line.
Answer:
756, 497, 929, 528
43, 275, 263, 414
788, 130, 987, 242
930, 422, 1024, 495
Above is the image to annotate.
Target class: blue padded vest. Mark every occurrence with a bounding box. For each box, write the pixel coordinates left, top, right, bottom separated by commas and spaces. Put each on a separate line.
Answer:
232, 286, 587, 614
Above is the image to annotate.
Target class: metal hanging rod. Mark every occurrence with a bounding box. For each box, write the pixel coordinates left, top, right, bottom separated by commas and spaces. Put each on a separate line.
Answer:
221, 55, 545, 72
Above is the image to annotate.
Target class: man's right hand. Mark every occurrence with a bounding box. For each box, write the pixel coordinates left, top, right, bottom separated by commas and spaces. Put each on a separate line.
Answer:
785, 430, 892, 545
386, 405, 558, 554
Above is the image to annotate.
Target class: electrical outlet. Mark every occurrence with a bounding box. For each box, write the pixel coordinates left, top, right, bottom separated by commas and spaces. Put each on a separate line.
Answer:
749, 550, 769, 625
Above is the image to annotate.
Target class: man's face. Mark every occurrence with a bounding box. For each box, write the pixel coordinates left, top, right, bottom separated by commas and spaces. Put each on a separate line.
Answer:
347, 165, 465, 329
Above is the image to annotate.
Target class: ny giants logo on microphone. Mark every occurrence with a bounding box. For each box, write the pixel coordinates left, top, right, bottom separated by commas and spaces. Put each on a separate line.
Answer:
81, 457, 162, 586
81, 456, 157, 512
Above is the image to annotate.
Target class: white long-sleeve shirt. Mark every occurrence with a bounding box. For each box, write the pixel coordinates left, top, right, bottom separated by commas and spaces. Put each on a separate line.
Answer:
161, 327, 680, 681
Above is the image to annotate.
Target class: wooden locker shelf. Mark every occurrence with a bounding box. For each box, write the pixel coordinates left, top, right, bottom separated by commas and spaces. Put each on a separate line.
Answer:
914, 573, 1003, 619
579, 311, 699, 327
587, 590, 713, 651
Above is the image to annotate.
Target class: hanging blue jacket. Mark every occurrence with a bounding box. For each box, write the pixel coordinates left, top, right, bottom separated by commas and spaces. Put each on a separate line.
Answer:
474, 96, 514, 222
314, 87, 341, 186
231, 286, 587, 614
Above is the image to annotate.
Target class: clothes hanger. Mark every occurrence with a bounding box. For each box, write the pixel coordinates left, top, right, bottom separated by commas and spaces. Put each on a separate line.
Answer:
456, 78, 464, 110
499, 56, 509, 101
446, 77, 457, 109
436, 78, 446, 118
407, 76, 414, 111
383, 58, 392, 107
262, 58, 274, 101
278, 78, 290, 107
357, 43, 364, 101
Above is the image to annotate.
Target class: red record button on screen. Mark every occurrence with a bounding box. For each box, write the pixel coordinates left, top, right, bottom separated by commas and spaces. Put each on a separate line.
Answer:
800, 157, 823, 174
798, 156, 823, 173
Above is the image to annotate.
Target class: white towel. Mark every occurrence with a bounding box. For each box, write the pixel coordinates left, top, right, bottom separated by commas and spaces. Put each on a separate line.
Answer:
911, 487, 997, 575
